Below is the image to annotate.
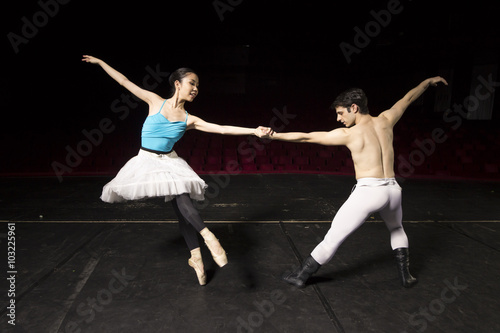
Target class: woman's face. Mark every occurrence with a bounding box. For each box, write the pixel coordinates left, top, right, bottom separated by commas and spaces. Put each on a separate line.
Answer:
178, 73, 199, 102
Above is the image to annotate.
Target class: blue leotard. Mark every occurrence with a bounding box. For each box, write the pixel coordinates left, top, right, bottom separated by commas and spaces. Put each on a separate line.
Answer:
141, 100, 188, 153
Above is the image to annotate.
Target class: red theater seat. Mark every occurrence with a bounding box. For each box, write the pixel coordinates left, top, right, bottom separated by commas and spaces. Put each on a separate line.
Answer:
191, 148, 206, 157
259, 164, 274, 172
318, 150, 332, 158
223, 148, 238, 159
189, 155, 205, 165
206, 156, 222, 165
209, 137, 223, 148
293, 156, 309, 166
255, 156, 270, 164
239, 155, 255, 164
484, 163, 499, 174
277, 156, 293, 165
204, 163, 222, 172
242, 163, 258, 171
267, 148, 287, 157
287, 149, 302, 158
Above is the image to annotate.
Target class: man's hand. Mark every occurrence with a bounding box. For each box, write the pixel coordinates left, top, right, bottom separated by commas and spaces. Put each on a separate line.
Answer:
256, 126, 274, 138
427, 76, 448, 87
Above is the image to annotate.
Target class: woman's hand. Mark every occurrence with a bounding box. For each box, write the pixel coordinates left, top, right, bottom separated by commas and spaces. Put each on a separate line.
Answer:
256, 126, 274, 138
82, 55, 102, 65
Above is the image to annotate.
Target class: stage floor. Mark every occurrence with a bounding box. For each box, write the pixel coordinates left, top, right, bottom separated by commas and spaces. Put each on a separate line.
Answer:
1, 175, 499, 332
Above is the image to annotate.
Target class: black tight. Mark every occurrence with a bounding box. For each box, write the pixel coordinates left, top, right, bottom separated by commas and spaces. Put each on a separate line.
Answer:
171, 193, 206, 251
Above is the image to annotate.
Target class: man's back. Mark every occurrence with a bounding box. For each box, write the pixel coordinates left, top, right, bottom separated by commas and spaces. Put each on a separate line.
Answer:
346, 115, 395, 179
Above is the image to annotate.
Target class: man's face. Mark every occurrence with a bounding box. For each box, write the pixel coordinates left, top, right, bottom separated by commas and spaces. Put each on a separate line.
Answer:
336, 106, 356, 127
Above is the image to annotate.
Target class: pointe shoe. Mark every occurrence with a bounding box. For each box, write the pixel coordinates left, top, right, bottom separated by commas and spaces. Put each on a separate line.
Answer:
188, 248, 206, 285
188, 257, 207, 285
201, 229, 228, 267
205, 240, 228, 267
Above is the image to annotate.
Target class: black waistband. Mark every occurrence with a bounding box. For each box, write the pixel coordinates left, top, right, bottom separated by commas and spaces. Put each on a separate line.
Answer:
141, 147, 173, 155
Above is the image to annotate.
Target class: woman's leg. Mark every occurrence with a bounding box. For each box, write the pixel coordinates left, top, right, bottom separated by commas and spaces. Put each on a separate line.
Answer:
171, 194, 207, 285
172, 193, 206, 233
172, 193, 227, 267
171, 194, 203, 250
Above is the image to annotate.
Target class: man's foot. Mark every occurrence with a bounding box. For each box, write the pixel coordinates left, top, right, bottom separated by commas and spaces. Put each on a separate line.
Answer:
282, 256, 321, 288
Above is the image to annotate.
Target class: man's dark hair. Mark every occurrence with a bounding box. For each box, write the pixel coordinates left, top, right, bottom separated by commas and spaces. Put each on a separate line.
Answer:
331, 88, 369, 115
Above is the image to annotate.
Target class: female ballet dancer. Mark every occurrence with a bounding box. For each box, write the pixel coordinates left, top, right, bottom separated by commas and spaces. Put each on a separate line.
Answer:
82, 55, 266, 285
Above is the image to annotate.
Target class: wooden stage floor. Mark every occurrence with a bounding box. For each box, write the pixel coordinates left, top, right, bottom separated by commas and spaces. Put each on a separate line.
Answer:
1, 174, 499, 332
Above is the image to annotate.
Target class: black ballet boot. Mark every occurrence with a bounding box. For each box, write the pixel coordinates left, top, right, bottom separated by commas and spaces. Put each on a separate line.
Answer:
393, 248, 417, 288
282, 256, 321, 288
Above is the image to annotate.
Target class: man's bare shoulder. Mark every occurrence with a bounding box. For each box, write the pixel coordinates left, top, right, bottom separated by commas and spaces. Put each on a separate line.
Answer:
375, 109, 391, 119
373, 111, 394, 127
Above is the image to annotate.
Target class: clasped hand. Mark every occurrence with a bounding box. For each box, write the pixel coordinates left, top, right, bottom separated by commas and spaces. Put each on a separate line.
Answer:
256, 126, 274, 138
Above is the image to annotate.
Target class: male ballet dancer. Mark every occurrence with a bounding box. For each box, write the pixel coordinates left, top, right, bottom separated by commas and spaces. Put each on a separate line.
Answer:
261, 76, 448, 288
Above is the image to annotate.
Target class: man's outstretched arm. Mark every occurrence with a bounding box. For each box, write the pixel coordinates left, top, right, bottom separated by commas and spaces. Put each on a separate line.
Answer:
258, 127, 350, 146
381, 76, 448, 126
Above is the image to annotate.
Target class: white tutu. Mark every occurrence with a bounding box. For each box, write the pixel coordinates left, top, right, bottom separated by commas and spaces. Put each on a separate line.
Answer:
101, 149, 207, 203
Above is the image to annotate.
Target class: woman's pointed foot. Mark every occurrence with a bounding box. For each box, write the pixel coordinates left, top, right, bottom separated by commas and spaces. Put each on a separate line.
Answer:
188, 248, 206, 285
200, 228, 228, 267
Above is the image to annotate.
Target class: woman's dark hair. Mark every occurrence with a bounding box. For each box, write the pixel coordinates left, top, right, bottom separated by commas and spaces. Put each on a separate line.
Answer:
168, 67, 197, 97
331, 88, 369, 115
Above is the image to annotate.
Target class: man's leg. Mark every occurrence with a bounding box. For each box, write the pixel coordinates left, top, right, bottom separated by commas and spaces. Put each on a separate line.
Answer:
311, 186, 388, 265
284, 186, 387, 288
379, 186, 408, 250
379, 185, 417, 288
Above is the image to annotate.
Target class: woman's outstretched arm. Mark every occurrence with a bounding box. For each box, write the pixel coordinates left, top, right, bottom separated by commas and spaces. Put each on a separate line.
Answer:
82, 55, 160, 105
187, 115, 266, 137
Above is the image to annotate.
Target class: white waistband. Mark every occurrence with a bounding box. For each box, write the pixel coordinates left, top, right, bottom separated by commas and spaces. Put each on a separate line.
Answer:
356, 177, 398, 187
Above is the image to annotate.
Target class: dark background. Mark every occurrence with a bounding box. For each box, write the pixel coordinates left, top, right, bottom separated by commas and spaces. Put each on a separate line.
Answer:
2, 0, 500, 176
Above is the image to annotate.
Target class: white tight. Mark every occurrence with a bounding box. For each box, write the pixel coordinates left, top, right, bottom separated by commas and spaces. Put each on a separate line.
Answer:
311, 178, 409, 265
